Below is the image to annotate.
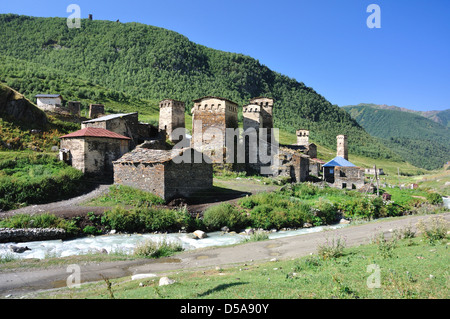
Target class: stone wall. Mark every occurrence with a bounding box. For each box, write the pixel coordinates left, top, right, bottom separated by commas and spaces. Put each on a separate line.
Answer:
164, 153, 213, 201
89, 104, 105, 119
274, 147, 310, 183
0, 228, 67, 243
84, 136, 129, 178
114, 161, 166, 199
68, 101, 81, 117
60, 138, 85, 172
334, 166, 365, 190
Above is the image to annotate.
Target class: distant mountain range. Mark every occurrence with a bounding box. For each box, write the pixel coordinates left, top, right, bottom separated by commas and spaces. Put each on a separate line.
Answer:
342, 103, 450, 170
351, 103, 450, 128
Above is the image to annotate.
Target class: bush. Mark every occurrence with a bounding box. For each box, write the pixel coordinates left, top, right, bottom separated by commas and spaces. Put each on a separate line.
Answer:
0, 213, 78, 234
102, 206, 195, 233
243, 231, 269, 242
0, 154, 85, 210
202, 203, 248, 231
133, 238, 183, 258
416, 216, 449, 244
317, 236, 346, 260
315, 199, 339, 225
426, 192, 443, 205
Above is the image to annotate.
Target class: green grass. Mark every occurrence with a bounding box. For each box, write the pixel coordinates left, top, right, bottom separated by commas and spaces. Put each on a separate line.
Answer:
36, 228, 449, 299
0, 153, 85, 210
86, 185, 165, 207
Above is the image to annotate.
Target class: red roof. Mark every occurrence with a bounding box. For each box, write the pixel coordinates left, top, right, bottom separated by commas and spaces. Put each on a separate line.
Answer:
60, 127, 131, 140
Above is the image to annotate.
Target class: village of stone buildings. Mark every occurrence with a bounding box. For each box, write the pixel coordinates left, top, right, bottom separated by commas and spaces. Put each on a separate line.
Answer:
35, 93, 379, 203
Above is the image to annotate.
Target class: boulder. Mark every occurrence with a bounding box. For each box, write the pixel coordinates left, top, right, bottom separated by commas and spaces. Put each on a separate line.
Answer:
131, 273, 157, 281
159, 277, 176, 286
193, 230, 207, 239
9, 245, 31, 253
339, 218, 351, 225
303, 223, 313, 228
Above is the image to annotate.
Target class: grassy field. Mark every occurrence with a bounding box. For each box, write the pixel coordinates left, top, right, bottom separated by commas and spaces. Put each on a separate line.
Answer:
34, 218, 449, 299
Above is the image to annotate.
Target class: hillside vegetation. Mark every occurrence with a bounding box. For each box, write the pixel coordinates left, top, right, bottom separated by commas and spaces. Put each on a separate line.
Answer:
0, 14, 401, 162
342, 104, 450, 170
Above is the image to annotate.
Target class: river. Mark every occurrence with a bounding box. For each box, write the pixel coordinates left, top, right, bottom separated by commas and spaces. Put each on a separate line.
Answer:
0, 224, 347, 260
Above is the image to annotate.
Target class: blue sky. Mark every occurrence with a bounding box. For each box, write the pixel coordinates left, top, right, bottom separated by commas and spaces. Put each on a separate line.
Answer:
1, 0, 450, 111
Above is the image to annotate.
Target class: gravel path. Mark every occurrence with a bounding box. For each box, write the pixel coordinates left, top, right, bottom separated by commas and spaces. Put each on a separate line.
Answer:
0, 184, 112, 219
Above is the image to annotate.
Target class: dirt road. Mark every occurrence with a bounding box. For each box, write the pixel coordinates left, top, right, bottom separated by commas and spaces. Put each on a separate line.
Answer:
1, 212, 448, 298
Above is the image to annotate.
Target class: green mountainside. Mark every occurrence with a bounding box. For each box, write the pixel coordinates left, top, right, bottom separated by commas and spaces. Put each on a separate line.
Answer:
0, 14, 401, 162
342, 104, 450, 170
355, 103, 450, 128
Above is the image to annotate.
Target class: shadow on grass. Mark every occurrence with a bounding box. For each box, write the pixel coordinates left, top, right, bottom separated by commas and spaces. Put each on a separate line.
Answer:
196, 282, 248, 297
186, 186, 251, 205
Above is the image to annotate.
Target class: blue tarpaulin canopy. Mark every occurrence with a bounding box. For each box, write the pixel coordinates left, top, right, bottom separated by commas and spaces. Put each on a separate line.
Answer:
322, 156, 356, 167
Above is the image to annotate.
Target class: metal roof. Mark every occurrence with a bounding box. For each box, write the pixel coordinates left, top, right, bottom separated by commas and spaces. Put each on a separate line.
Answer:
60, 127, 131, 140
82, 112, 137, 123
35, 94, 62, 98
322, 156, 356, 167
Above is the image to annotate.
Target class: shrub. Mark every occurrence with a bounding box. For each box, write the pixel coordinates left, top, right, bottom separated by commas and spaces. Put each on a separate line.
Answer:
83, 225, 100, 235
416, 216, 449, 244
374, 232, 398, 259
202, 203, 248, 231
102, 206, 195, 233
314, 199, 339, 225
248, 204, 274, 230
133, 238, 183, 258
426, 192, 443, 205
243, 231, 269, 243
317, 236, 346, 260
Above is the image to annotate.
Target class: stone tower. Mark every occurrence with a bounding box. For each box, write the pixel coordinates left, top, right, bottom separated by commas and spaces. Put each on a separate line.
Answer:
249, 97, 274, 129
159, 99, 186, 142
191, 96, 238, 162
336, 135, 348, 160
296, 129, 309, 146
243, 104, 262, 132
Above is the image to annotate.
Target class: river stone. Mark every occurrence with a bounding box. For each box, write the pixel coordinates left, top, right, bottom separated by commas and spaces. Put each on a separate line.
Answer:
193, 230, 207, 239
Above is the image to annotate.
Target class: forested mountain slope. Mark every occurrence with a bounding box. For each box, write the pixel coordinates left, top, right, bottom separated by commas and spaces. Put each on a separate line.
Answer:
343, 104, 450, 170
0, 14, 400, 161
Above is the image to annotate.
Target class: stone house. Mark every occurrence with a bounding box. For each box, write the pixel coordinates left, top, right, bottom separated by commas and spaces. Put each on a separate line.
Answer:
81, 112, 158, 149
272, 147, 310, 183
35, 94, 62, 111
322, 156, 365, 190
60, 127, 130, 179
113, 146, 213, 202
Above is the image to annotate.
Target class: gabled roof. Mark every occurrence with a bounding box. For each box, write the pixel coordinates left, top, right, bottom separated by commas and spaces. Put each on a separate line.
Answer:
114, 147, 200, 164
323, 156, 356, 167
82, 112, 137, 123
60, 127, 131, 140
